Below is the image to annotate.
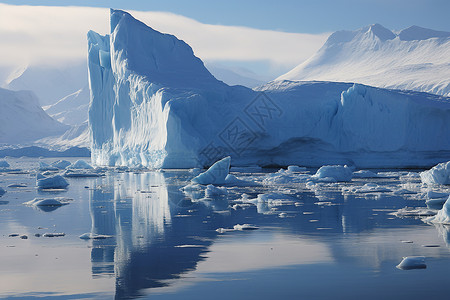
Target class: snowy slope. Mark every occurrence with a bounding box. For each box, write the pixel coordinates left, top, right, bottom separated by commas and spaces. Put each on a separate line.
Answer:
88, 10, 450, 169
43, 86, 90, 125
6, 63, 88, 106
276, 24, 450, 96
0, 87, 69, 144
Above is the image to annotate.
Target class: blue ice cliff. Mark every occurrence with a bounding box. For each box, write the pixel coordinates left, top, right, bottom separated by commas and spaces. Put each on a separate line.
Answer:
87, 9, 450, 168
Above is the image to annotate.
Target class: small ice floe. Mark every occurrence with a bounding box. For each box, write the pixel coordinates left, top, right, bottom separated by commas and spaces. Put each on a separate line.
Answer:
255, 193, 296, 206
205, 184, 228, 197
38, 161, 58, 171
230, 203, 255, 210
263, 169, 311, 185
287, 165, 307, 173
401, 240, 413, 243
20, 235, 28, 239
51, 160, 71, 169
0, 187, 5, 196
342, 183, 391, 194
279, 212, 288, 218
312, 165, 353, 182
7, 183, 27, 188
36, 173, 69, 189
233, 224, 259, 230
8, 233, 19, 237
43, 232, 65, 237
422, 244, 440, 248
63, 169, 102, 178
424, 196, 450, 224
394, 207, 437, 218
67, 159, 93, 170
420, 161, 450, 185
79, 233, 112, 239
396, 256, 426, 270
24, 197, 71, 207
352, 170, 379, 178
216, 224, 259, 233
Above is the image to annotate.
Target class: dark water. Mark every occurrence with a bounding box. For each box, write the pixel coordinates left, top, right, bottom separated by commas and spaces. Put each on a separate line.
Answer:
1, 158, 450, 299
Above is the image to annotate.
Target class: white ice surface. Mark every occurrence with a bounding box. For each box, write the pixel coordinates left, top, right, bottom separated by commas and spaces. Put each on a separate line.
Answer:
396, 256, 426, 270
192, 157, 230, 185
425, 196, 450, 224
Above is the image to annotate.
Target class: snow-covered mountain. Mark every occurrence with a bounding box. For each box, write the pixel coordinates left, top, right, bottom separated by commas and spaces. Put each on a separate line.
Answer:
0, 87, 69, 144
276, 24, 450, 96
87, 10, 450, 169
43, 85, 90, 125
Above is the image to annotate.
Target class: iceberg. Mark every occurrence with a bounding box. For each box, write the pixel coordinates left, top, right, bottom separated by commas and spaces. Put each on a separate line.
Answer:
67, 159, 93, 169
36, 173, 69, 189
191, 157, 231, 185
88, 9, 450, 169
420, 161, 450, 185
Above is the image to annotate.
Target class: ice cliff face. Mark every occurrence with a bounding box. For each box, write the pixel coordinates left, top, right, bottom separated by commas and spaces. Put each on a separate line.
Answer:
88, 10, 450, 168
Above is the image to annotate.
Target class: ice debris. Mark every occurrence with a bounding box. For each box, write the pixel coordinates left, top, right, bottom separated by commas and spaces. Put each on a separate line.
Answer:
0, 160, 10, 168
43, 233, 66, 237
51, 160, 72, 169
24, 198, 70, 207
0, 187, 5, 196
205, 184, 228, 197
353, 170, 379, 178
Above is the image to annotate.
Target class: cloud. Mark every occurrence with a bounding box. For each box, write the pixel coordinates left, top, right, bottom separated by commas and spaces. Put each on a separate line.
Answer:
0, 4, 328, 71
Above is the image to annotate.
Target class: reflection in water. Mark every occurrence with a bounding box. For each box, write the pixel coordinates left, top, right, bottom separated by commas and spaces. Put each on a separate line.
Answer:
89, 171, 217, 299
86, 170, 448, 299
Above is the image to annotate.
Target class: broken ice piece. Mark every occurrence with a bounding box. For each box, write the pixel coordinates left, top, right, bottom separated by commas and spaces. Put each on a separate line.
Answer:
43, 233, 65, 237
396, 256, 426, 270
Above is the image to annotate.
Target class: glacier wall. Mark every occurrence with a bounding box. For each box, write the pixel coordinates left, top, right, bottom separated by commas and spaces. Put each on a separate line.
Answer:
88, 9, 450, 168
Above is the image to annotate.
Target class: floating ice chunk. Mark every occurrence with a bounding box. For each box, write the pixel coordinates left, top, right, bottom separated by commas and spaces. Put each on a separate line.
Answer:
0, 160, 10, 168
205, 184, 228, 197
342, 183, 391, 194
263, 169, 312, 185
0, 187, 5, 196
63, 169, 102, 177
425, 192, 448, 209
394, 207, 437, 217
396, 256, 426, 270
7, 183, 27, 188
79, 233, 112, 239
313, 165, 353, 182
427, 191, 449, 199
420, 161, 450, 185
38, 161, 58, 171
36, 173, 69, 189
353, 170, 379, 178
43, 233, 65, 237
192, 157, 231, 185
425, 196, 450, 224
256, 193, 296, 206
24, 198, 70, 207
51, 160, 72, 169
67, 159, 93, 169
233, 224, 259, 230
20, 235, 28, 239
287, 165, 307, 173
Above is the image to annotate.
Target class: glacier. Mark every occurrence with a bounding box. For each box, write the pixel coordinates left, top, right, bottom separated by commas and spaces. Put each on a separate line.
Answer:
88, 9, 450, 169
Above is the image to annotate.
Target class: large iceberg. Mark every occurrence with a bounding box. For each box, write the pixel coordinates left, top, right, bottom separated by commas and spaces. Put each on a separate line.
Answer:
88, 9, 450, 169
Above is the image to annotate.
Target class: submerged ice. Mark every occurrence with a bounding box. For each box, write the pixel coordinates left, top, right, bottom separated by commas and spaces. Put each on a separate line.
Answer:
88, 9, 450, 169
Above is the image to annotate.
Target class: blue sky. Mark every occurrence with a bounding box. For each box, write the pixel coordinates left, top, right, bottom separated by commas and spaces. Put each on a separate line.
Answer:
0, 0, 449, 33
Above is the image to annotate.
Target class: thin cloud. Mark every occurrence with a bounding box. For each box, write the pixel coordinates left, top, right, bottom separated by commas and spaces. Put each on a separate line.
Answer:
0, 4, 328, 70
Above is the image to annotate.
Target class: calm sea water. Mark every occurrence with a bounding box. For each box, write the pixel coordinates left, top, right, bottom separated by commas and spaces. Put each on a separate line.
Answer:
1, 158, 450, 299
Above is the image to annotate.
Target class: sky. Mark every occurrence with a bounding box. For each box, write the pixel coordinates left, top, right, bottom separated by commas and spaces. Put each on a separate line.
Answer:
0, 0, 448, 81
